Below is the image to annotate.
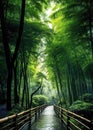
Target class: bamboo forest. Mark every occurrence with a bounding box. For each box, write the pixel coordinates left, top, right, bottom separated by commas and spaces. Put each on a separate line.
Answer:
0, 0, 93, 130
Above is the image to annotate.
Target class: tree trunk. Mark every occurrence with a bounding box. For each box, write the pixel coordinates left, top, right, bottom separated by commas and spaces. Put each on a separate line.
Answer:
0, 0, 12, 110
18, 60, 23, 103
53, 55, 67, 106
66, 63, 73, 105
88, 0, 93, 56
13, 60, 19, 105
54, 70, 62, 105
7, 67, 12, 110
0, 0, 26, 110
30, 85, 41, 108
12, 0, 26, 63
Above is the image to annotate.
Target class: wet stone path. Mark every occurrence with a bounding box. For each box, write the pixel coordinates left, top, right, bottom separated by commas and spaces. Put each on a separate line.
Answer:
25, 106, 66, 130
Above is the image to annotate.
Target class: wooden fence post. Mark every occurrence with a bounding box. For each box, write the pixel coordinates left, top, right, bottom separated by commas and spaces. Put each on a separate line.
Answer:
41, 106, 42, 112
29, 109, 31, 120
90, 120, 93, 130
29, 109, 31, 123
15, 114, 18, 130
59, 107, 61, 118
35, 109, 37, 121
67, 112, 70, 130
38, 107, 40, 117
61, 109, 63, 121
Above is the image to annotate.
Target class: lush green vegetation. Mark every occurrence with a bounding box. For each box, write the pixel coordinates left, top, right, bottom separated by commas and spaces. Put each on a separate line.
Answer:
0, 0, 93, 119
32, 95, 48, 107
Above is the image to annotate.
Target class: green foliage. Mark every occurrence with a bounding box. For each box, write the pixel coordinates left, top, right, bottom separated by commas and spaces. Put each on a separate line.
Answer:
32, 95, 48, 107
58, 99, 66, 106
85, 62, 93, 77
80, 93, 93, 103
8, 105, 25, 115
1, 0, 93, 113
69, 93, 93, 113
69, 100, 93, 112
36, 72, 46, 80
45, 0, 93, 107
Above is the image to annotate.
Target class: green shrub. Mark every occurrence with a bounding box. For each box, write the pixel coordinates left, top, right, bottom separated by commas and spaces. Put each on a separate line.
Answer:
8, 104, 25, 115
80, 93, 93, 103
69, 100, 93, 111
32, 95, 48, 107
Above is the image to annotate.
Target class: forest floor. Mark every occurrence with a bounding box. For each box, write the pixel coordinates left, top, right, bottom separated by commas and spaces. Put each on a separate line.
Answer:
0, 104, 7, 118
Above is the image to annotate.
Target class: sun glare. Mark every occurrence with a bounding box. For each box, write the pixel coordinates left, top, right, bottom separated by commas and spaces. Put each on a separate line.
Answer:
46, 1, 55, 17
45, 2, 56, 29
46, 8, 52, 17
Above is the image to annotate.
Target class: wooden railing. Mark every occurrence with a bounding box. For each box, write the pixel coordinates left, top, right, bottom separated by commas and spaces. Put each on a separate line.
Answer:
0, 105, 46, 130
54, 105, 93, 130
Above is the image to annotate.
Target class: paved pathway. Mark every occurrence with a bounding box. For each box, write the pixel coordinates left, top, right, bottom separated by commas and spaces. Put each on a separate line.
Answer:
23, 106, 66, 130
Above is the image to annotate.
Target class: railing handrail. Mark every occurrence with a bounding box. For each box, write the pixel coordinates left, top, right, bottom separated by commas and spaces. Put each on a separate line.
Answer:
58, 106, 91, 123
0, 104, 46, 130
54, 105, 93, 130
